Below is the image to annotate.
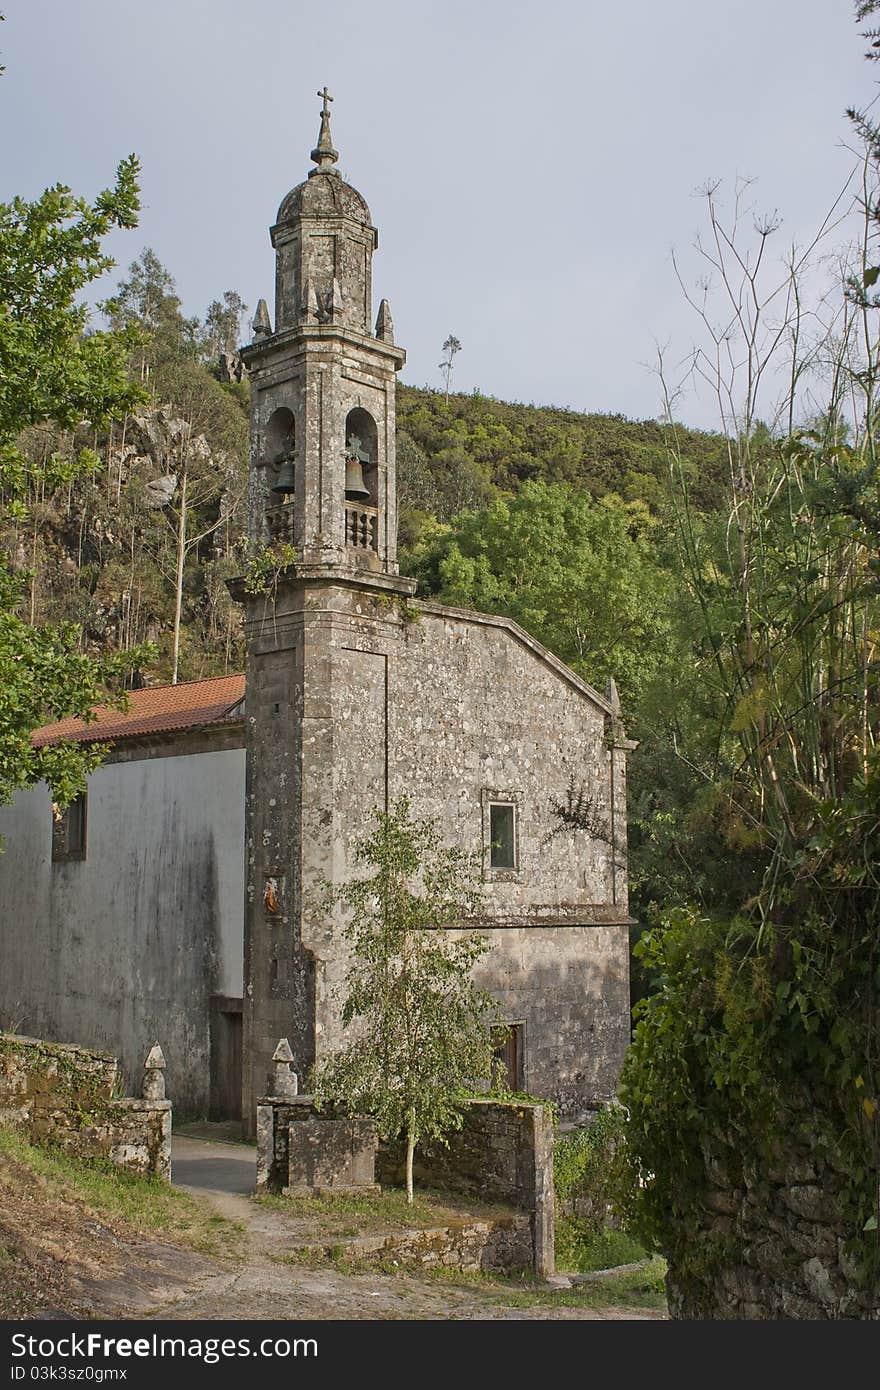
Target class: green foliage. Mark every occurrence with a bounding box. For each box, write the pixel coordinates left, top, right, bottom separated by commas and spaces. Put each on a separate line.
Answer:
396, 383, 728, 517
242, 540, 297, 595
555, 1221, 647, 1275
619, 28, 880, 1309
620, 764, 880, 1282
0, 159, 152, 813
1, 241, 252, 689
408, 479, 674, 712
104, 246, 199, 361
311, 797, 501, 1201
107, 248, 249, 377
0, 157, 144, 468
554, 1107, 638, 1234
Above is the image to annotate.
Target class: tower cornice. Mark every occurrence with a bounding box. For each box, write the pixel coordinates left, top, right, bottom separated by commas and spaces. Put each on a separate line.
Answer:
241, 324, 405, 373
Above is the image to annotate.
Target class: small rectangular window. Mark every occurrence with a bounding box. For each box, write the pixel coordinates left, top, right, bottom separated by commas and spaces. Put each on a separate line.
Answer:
52, 792, 87, 863
489, 803, 516, 869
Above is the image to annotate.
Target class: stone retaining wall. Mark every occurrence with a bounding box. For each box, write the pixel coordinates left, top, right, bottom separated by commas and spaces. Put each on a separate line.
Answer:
257, 1094, 555, 1277
299, 1215, 534, 1275
0, 1034, 171, 1180
378, 1099, 555, 1277
666, 1122, 879, 1319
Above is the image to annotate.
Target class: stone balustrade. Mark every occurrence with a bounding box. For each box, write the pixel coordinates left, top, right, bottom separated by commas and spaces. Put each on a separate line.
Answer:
344, 503, 378, 551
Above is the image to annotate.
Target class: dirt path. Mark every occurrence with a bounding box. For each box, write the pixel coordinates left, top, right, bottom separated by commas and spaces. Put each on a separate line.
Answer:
150, 1135, 665, 1321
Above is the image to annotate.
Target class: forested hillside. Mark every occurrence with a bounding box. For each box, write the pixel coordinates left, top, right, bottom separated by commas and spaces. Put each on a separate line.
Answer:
0, 245, 730, 693
1, 251, 251, 686
396, 384, 729, 521
0, 243, 747, 918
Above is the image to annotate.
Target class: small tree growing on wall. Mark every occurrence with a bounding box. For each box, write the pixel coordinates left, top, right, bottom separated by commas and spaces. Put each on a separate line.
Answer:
311, 797, 500, 1203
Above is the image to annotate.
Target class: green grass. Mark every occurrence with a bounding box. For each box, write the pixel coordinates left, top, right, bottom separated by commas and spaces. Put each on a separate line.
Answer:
489, 1257, 668, 1312
0, 1125, 244, 1259
555, 1217, 649, 1273
257, 1184, 518, 1235
381, 1255, 668, 1312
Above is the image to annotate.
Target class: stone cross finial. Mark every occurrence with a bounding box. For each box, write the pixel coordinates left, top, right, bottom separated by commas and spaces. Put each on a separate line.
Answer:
142, 1042, 166, 1100
271, 1038, 299, 1098
310, 86, 339, 175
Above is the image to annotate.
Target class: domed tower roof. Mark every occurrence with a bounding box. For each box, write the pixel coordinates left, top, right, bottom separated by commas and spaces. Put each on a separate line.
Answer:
268, 89, 383, 336
274, 87, 373, 232
275, 173, 372, 228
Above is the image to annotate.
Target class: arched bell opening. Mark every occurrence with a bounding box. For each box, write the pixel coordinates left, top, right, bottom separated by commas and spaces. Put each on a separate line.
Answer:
266, 407, 296, 500
264, 406, 297, 546
344, 408, 379, 555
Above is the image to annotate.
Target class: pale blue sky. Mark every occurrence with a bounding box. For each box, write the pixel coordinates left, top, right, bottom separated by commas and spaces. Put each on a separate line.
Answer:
2, 1, 877, 427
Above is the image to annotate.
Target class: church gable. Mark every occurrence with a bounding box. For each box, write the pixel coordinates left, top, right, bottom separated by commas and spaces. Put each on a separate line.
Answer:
385, 603, 625, 920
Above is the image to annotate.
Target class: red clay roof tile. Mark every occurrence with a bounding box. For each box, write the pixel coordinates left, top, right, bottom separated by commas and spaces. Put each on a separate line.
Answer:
31, 674, 245, 747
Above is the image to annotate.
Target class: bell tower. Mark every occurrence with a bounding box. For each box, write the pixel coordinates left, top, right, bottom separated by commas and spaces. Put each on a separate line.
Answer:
242, 87, 407, 577
235, 94, 417, 1130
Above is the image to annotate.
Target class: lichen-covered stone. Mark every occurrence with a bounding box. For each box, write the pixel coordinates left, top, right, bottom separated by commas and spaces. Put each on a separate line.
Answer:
0, 1034, 171, 1181
665, 1108, 879, 1319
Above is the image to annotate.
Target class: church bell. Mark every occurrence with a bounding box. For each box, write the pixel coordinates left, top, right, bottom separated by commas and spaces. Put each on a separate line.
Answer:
272, 458, 296, 495
344, 454, 371, 499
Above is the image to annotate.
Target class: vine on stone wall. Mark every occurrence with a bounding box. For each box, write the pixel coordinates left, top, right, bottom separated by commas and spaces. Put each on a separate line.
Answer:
618, 760, 880, 1303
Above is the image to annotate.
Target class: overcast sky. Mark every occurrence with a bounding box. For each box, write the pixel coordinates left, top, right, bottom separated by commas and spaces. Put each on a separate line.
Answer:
3, 1, 878, 428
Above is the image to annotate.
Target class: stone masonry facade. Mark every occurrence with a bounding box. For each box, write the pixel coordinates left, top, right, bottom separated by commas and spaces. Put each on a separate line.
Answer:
233, 98, 633, 1131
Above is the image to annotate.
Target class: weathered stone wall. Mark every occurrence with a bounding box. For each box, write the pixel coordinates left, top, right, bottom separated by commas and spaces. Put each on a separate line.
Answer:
255, 1095, 322, 1193
0, 1034, 171, 1180
257, 1095, 551, 1276
241, 580, 631, 1128
286, 1117, 378, 1194
0, 744, 245, 1117
377, 1100, 555, 1277
301, 1216, 534, 1276
665, 1108, 879, 1319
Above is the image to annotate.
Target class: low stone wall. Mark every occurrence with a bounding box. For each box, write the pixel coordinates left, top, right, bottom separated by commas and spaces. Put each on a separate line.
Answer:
300, 1215, 534, 1275
377, 1099, 555, 1277
666, 1126, 879, 1319
0, 1034, 171, 1181
257, 1093, 555, 1276
255, 1095, 321, 1192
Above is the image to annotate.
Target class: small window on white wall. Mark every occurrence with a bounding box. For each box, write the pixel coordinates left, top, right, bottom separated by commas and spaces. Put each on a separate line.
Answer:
481, 788, 523, 880
51, 792, 87, 863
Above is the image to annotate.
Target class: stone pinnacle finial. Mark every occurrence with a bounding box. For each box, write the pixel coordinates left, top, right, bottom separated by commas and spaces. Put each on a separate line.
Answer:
605, 677, 621, 718
252, 298, 272, 338
309, 86, 339, 177
142, 1042, 166, 1100
375, 299, 394, 344
271, 1038, 299, 1098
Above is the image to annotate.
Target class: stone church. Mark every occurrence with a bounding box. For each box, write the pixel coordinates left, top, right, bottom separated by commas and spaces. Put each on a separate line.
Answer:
0, 97, 634, 1129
